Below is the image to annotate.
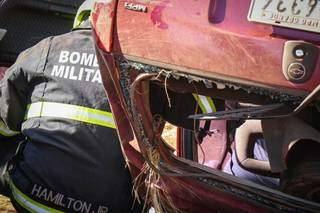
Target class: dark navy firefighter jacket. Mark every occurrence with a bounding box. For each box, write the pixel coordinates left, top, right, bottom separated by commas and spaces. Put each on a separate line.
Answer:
0, 23, 139, 213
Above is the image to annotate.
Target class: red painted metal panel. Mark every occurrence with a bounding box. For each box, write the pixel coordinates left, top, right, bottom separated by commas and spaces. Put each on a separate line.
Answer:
198, 120, 227, 169
93, 1, 320, 211
114, 0, 319, 92
92, 0, 118, 52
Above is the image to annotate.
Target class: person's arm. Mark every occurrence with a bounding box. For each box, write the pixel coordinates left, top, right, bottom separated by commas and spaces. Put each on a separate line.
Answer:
0, 38, 50, 133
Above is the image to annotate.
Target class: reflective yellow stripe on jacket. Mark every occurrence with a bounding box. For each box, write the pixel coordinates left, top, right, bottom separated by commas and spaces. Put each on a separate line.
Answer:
192, 94, 217, 113
0, 120, 20, 137
25, 102, 116, 129
9, 177, 64, 213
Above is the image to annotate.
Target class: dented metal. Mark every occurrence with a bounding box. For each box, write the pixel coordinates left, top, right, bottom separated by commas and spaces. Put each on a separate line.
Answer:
92, 0, 320, 211
117, 57, 320, 212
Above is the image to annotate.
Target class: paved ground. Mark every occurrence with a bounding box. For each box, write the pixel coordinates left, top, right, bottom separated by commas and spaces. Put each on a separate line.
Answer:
0, 195, 15, 212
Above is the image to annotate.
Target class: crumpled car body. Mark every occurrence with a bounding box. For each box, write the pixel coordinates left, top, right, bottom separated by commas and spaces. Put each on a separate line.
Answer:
92, 0, 320, 212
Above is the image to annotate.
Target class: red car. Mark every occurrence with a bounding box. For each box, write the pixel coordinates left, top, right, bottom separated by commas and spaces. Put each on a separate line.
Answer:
92, 0, 320, 212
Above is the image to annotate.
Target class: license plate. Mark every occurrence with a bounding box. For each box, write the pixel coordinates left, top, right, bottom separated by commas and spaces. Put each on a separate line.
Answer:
248, 0, 320, 33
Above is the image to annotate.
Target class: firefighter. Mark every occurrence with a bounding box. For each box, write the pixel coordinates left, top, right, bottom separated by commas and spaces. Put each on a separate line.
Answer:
0, 1, 141, 212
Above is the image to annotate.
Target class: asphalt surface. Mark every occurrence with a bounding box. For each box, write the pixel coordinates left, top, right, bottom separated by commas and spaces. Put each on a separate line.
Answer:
0, 195, 15, 212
